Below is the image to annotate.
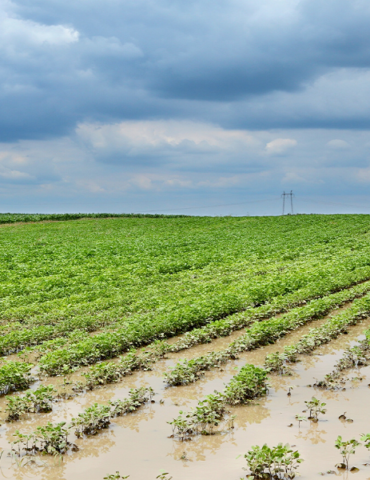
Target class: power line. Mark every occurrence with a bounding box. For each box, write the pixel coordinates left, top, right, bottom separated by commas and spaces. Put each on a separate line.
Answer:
281, 191, 294, 215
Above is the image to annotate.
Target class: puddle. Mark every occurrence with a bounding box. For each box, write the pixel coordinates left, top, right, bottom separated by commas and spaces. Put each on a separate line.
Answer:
1, 317, 370, 480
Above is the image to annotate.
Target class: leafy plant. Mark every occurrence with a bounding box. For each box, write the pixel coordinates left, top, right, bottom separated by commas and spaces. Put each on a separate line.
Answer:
334, 436, 360, 470
245, 443, 303, 479
304, 397, 326, 421
72, 403, 112, 437
169, 364, 267, 439
6, 385, 56, 421
104, 472, 130, 480
12, 422, 74, 456
0, 362, 34, 395
223, 364, 268, 405
295, 415, 307, 428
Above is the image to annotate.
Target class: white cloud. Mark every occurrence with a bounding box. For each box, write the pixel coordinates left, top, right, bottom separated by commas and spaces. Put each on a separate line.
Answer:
326, 139, 350, 149
76, 120, 258, 162
0, 1, 79, 50
265, 138, 297, 154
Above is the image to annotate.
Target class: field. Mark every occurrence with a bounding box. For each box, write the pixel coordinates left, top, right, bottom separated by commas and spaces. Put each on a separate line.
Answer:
1, 214, 370, 479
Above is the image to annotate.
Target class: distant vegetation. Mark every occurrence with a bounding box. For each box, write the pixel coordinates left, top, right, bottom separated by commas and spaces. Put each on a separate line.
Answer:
0, 213, 187, 225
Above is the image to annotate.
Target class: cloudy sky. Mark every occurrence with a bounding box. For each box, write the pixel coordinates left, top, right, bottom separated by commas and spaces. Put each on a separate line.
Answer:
1, 0, 370, 215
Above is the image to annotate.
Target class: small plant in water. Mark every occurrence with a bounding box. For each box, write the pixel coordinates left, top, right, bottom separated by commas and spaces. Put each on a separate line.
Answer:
156, 472, 173, 480
304, 396, 326, 422
12, 422, 74, 456
72, 403, 111, 437
334, 436, 360, 470
295, 415, 307, 428
103, 473, 130, 480
360, 433, 370, 456
244, 443, 303, 479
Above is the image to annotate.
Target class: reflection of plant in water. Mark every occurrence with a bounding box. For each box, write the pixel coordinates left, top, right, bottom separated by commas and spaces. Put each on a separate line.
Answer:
167, 425, 237, 462
102, 472, 172, 480
335, 436, 360, 470
295, 422, 327, 445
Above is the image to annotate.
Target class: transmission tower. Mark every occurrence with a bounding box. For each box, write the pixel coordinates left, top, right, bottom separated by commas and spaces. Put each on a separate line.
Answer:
281, 190, 294, 215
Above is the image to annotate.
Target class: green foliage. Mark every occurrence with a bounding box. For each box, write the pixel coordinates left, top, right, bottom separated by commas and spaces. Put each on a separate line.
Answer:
245, 443, 303, 479
304, 397, 326, 421
0, 214, 366, 376
223, 364, 268, 405
169, 364, 267, 439
6, 385, 56, 421
72, 403, 112, 437
12, 422, 73, 456
104, 473, 130, 480
316, 329, 370, 389
11, 386, 154, 455
0, 361, 34, 395
166, 284, 370, 386
335, 436, 360, 470
360, 433, 370, 450
72, 387, 154, 437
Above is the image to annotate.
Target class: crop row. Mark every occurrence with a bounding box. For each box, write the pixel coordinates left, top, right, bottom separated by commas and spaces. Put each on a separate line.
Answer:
11, 387, 154, 456
164, 283, 370, 386
312, 328, 370, 389
264, 300, 370, 374
0, 362, 34, 395
3, 262, 370, 362
169, 364, 268, 440
37, 271, 370, 376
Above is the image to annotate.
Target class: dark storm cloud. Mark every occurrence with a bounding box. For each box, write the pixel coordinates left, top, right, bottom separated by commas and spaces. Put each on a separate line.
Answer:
2, 0, 370, 141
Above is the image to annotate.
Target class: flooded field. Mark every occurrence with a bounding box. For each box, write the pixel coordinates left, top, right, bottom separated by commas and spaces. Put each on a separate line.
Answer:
0, 315, 370, 480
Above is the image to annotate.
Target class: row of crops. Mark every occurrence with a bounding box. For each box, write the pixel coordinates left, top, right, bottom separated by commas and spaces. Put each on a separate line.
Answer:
1, 214, 370, 479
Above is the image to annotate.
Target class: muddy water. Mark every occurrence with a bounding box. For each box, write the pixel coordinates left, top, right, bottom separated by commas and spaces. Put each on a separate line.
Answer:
1, 318, 370, 479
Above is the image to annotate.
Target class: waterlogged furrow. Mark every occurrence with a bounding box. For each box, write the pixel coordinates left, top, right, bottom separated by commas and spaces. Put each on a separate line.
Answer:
266, 305, 370, 373
169, 364, 268, 439
164, 284, 370, 386
11, 387, 155, 456
313, 329, 370, 389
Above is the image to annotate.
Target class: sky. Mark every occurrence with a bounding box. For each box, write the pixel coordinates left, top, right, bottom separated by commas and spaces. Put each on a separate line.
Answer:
1, 0, 370, 216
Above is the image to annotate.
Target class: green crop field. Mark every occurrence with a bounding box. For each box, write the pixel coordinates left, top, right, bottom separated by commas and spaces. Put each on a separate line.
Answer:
2, 214, 370, 479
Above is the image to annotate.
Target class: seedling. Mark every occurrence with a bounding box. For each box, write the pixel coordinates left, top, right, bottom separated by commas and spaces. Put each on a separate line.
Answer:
104, 473, 130, 480
156, 472, 172, 480
334, 436, 360, 470
360, 433, 370, 451
304, 397, 326, 421
295, 415, 307, 428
